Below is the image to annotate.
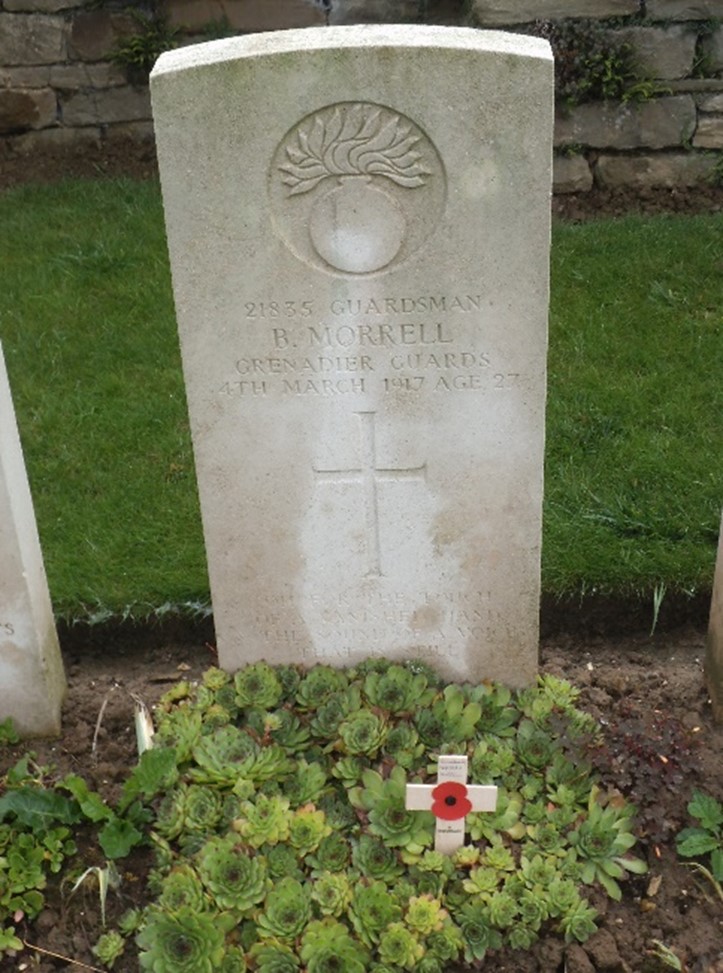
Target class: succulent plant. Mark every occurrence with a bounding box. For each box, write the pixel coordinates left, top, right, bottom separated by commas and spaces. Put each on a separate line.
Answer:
349, 880, 402, 945
137, 908, 230, 973
271, 710, 311, 752
296, 666, 349, 711
191, 725, 258, 786
457, 901, 501, 962
249, 940, 300, 973
157, 863, 208, 912
377, 922, 424, 969
404, 895, 448, 936
130, 661, 648, 969
219, 945, 248, 973
557, 896, 599, 943
308, 832, 351, 872
363, 665, 433, 714
288, 805, 331, 856
234, 794, 291, 848
569, 791, 647, 899
300, 919, 369, 973
234, 662, 284, 710
338, 710, 388, 757
352, 835, 404, 881
283, 759, 328, 806
196, 835, 269, 912
93, 931, 125, 968
383, 722, 424, 769
264, 842, 305, 881
350, 768, 433, 852
310, 686, 363, 739
311, 870, 353, 916
257, 877, 312, 941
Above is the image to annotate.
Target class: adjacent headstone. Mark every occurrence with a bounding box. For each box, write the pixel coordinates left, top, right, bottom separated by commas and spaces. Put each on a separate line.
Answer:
0, 343, 65, 736
151, 25, 553, 684
705, 510, 723, 724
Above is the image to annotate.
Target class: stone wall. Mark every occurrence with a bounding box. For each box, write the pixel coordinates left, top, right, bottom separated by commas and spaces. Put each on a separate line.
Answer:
1, 0, 722, 193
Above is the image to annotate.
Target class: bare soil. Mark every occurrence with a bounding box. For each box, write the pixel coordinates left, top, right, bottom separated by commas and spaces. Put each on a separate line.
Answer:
0, 626, 720, 973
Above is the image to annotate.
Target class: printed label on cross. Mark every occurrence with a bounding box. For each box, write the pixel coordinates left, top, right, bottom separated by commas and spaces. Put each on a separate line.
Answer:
313, 411, 426, 577
405, 755, 498, 855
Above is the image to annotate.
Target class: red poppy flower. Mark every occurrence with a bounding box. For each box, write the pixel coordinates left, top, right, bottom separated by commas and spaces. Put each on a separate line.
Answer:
431, 781, 472, 821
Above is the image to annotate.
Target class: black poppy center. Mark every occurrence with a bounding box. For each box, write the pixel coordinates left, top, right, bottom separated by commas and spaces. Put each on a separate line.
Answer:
445, 795, 457, 806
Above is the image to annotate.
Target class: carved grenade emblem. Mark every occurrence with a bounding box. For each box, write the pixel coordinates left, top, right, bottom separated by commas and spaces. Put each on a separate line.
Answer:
270, 103, 445, 276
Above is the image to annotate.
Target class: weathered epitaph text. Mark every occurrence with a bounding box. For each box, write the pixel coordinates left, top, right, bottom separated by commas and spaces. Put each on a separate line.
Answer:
151, 26, 553, 683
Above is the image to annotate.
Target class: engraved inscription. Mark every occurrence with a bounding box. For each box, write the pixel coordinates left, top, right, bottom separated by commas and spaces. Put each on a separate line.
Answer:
313, 412, 426, 577
269, 103, 446, 276
222, 289, 525, 398
0, 622, 15, 637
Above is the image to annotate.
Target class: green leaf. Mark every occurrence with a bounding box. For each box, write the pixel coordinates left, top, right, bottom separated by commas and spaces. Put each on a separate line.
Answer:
0, 787, 81, 831
98, 816, 143, 859
687, 791, 723, 833
60, 775, 113, 823
120, 746, 178, 808
676, 830, 719, 858
710, 848, 723, 882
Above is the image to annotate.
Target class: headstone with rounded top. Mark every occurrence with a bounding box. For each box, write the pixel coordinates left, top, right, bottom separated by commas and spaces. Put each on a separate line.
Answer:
150, 25, 553, 685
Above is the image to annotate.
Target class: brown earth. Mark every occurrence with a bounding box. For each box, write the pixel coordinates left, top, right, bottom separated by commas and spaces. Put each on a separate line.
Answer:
0, 625, 721, 973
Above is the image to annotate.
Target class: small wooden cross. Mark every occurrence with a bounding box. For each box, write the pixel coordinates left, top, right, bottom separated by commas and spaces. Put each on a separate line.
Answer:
405, 755, 498, 855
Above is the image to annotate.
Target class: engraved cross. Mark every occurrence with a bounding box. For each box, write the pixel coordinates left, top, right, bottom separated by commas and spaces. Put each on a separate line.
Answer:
313, 411, 426, 577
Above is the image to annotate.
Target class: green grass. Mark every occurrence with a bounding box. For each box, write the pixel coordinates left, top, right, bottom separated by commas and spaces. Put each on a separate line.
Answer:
0, 179, 720, 621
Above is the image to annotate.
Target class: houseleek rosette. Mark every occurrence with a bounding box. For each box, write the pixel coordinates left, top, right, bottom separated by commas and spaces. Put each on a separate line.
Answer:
349, 880, 402, 945
137, 908, 231, 973
234, 662, 283, 710
197, 836, 268, 912
256, 878, 311, 941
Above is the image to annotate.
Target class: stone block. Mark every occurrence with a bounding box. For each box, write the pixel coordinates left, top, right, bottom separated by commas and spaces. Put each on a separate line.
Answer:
62, 85, 151, 125
553, 154, 593, 193
0, 65, 52, 87
613, 26, 696, 80
4, 0, 77, 11
700, 28, 723, 74
555, 96, 697, 150
329, 0, 419, 24
469, 0, 637, 27
698, 93, 723, 112
595, 151, 717, 187
706, 511, 723, 724
0, 87, 56, 133
151, 26, 553, 685
693, 113, 723, 147
50, 62, 127, 89
68, 9, 136, 62
6, 124, 101, 154
0, 343, 66, 738
646, 0, 723, 19
166, 0, 326, 31
0, 13, 66, 66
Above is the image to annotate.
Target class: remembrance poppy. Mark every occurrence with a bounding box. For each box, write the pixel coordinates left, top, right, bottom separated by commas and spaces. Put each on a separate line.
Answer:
431, 781, 472, 821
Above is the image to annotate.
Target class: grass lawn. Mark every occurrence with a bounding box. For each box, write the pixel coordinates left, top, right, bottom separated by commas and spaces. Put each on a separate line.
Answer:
0, 178, 720, 622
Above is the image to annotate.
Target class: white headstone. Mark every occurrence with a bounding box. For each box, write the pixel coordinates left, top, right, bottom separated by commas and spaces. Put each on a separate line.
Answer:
705, 509, 723, 724
0, 343, 65, 737
151, 25, 553, 685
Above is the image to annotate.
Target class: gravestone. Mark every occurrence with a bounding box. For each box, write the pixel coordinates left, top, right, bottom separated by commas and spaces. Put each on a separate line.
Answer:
705, 510, 723, 724
151, 25, 553, 685
0, 343, 65, 736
